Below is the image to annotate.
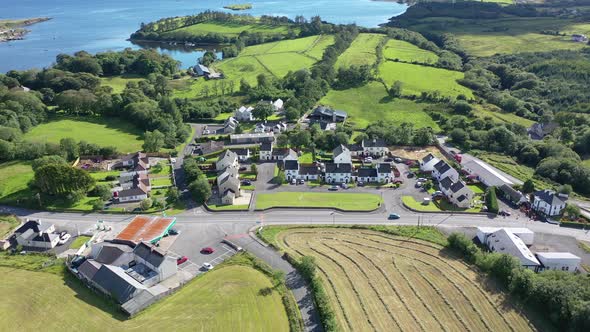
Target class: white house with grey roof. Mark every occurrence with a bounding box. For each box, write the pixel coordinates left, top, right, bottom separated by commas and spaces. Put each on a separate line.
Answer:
215, 150, 238, 172
333, 144, 352, 164
432, 160, 459, 182
234, 106, 254, 121
376, 163, 393, 183
13, 219, 59, 249
419, 153, 441, 173
485, 228, 540, 270
439, 177, 474, 208
361, 138, 388, 157
532, 190, 567, 216
324, 163, 353, 184
284, 160, 300, 181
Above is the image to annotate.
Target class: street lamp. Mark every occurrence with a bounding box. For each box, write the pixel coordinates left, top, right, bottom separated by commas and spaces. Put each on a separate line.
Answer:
330, 212, 337, 226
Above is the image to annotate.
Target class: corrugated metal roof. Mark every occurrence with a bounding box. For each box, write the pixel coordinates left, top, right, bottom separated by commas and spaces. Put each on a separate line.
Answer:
115, 216, 176, 244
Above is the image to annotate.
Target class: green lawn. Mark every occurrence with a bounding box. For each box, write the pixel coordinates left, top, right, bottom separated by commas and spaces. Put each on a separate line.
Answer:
0, 161, 34, 204
149, 161, 172, 176
402, 195, 481, 213
100, 75, 144, 93
68, 235, 91, 249
0, 264, 289, 331
207, 204, 250, 211
0, 214, 20, 238
335, 33, 386, 69
150, 177, 173, 187
255, 192, 383, 211
319, 81, 440, 130
163, 21, 294, 38
383, 39, 439, 64
406, 17, 590, 57
172, 35, 331, 100
89, 170, 120, 182
379, 61, 473, 98
298, 152, 313, 163
23, 117, 144, 153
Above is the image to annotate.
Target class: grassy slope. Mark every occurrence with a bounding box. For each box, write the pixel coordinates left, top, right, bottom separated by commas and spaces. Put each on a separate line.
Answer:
335, 33, 386, 68
0, 215, 20, 238
0, 161, 33, 203
379, 61, 473, 98
0, 265, 289, 331
163, 21, 292, 38
320, 81, 440, 130
473, 104, 535, 127
100, 75, 143, 93
255, 192, 383, 211
383, 39, 439, 64
408, 17, 590, 57
23, 117, 144, 153
172, 35, 333, 100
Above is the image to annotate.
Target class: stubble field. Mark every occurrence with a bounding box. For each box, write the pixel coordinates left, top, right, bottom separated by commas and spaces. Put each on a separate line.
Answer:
276, 228, 534, 332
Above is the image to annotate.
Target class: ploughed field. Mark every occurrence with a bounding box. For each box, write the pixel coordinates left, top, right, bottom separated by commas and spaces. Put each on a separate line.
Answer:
277, 228, 534, 332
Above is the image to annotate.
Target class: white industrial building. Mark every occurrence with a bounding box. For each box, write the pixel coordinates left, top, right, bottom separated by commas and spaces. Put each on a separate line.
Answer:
476, 227, 535, 246
536, 252, 581, 273
484, 228, 540, 270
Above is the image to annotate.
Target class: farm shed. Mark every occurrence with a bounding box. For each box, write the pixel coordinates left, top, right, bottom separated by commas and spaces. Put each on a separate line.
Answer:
484, 228, 540, 270
462, 159, 515, 187
536, 252, 581, 273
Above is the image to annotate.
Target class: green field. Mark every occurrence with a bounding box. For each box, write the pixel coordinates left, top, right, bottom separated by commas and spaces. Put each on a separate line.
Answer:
473, 104, 535, 127
255, 192, 383, 211
379, 61, 473, 98
335, 33, 386, 69
150, 177, 173, 187
0, 214, 20, 238
320, 81, 440, 130
383, 39, 439, 64
100, 75, 144, 93
172, 35, 333, 99
0, 264, 289, 331
163, 21, 293, 39
23, 117, 144, 153
0, 161, 34, 204
406, 17, 590, 57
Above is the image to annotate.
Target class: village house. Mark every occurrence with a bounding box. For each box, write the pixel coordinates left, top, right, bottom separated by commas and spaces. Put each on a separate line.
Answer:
234, 106, 254, 121
118, 173, 150, 203
499, 184, 528, 206
254, 123, 267, 133
439, 177, 474, 209
377, 163, 393, 183
432, 160, 459, 182
230, 132, 274, 144
361, 138, 388, 157
284, 160, 300, 181
215, 150, 239, 173
259, 142, 273, 161
527, 122, 558, 140
195, 140, 224, 156
299, 164, 321, 181
333, 144, 352, 164
13, 219, 59, 249
356, 167, 378, 183
222, 117, 239, 134
462, 159, 515, 187
532, 190, 567, 217
419, 153, 441, 173
272, 99, 284, 111
193, 64, 210, 77
229, 148, 251, 162
324, 163, 353, 184
217, 171, 241, 205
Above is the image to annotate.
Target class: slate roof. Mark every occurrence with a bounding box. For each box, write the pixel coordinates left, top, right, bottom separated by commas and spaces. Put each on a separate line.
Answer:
422, 153, 436, 163
311, 106, 347, 119
377, 163, 392, 174
333, 145, 350, 158
325, 163, 352, 174
300, 165, 321, 175
284, 160, 299, 171
92, 265, 146, 304
95, 243, 134, 265
14, 220, 51, 235
500, 184, 527, 204
118, 187, 148, 198
260, 142, 273, 152
363, 138, 387, 148
32, 232, 59, 243
78, 259, 102, 280
133, 242, 167, 268
198, 141, 225, 155
440, 176, 453, 190
357, 168, 377, 178
450, 181, 465, 193
534, 190, 566, 206
434, 160, 451, 174
230, 148, 250, 156
457, 195, 467, 202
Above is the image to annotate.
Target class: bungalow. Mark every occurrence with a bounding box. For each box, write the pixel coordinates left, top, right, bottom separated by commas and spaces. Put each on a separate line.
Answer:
216, 150, 239, 172
13, 219, 59, 249
234, 106, 254, 122
532, 190, 567, 217
361, 138, 388, 157
462, 159, 515, 187
116, 152, 150, 172
432, 160, 459, 182
196, 140, 224, 156
419, 153, 440, 173
527, 122, 558, 140
324, 163, 353, 184
356, 167, 378, 183
284, 160, 300, 181
333, 144, 352, 164
230, 132, 274, 144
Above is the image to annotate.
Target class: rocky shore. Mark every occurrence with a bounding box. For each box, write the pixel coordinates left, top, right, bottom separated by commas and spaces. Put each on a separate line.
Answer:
0, 17, 51, 42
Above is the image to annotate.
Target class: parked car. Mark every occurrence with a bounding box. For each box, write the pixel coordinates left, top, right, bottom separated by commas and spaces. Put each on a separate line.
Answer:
364, 157, 373, 163
328, 185, 339, 191
417, 178, 427, 182
357, 181, 365, 187
291, 178, 296, 185
201, 247, 215, 254
58, 233, 71, 245
341, 183, 348, 189
415, 181, 423, 188
388, 213, 401, 220
298, 179, 305, 185
432, 191, 443, 197
176, 256, 188, 265
394, 158, 402, 163
202, 262, 213, 271
239, 166, 247, 171
499, 210, 512, 216
241, 180, 252, 186
168, 228, 180, 235
407, 172, 415, 178
384, 158, 393, 162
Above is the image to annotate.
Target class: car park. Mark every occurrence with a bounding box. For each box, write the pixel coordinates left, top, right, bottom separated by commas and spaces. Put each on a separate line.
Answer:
329, 185, 339, 191
388, 213, 401, 220
201, 247, 215, 254
202, 262, 213, 271
176, 256, 188, 265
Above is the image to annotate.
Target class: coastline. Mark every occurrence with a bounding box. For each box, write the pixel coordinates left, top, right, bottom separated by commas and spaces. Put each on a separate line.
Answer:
0, 17, 51, 43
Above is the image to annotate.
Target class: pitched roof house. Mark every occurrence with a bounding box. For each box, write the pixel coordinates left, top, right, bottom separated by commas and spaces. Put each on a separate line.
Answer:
361, 138, 388, 156
324, 163, 353, 184
310, 106, 347, 123
13, 219, 59, 249
532, 190, 567, 216
432, 160, 459, 182
216, 150, 238, 172
419, 153, 441, 172
439, 177, 474, 208
234, 106, 254, 121
333, 144, 352, 164
484, 228, 540, 270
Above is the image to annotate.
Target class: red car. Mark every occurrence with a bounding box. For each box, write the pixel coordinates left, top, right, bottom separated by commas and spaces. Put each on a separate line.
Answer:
201, 247, 215, 254
176, 256, 188, 265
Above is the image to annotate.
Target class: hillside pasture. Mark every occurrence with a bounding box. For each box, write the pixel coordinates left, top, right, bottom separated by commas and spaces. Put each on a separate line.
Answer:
0, 161, 33, 204
276, 228, 534, 332
161, 21, 294, 39
23, 117, 144, 153
100, 75, 143, 93
379, 61, 473, 98
383, 39, 439, 64
335, 33, 386, 68
319, 81, 439, 130
0, 265, 289, 331
172, 35, 332, 99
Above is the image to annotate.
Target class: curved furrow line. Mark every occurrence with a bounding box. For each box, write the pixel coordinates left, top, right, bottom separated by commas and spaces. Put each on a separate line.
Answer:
321, 241, 403, 332
339, 236, 515, 331
307, 243, 378, 331
344, 244, 433, 332
282, 236, 354, 331
358, 231, 444, 250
